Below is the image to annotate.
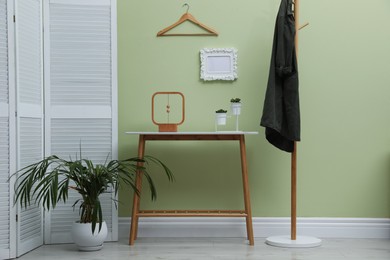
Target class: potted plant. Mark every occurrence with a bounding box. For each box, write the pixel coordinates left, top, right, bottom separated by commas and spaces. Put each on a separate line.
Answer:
215, 109, 228, 125
230, 98, 242, 115
12, 152, 173, 251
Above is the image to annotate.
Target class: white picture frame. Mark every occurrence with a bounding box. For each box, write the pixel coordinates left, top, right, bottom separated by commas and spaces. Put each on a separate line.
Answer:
200, 48, 238, 81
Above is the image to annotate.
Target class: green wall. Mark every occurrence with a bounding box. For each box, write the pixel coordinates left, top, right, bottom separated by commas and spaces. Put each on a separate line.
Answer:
117, 0, 390, 218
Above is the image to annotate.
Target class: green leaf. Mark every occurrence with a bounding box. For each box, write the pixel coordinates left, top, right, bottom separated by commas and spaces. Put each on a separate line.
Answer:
11, 150, 174, 234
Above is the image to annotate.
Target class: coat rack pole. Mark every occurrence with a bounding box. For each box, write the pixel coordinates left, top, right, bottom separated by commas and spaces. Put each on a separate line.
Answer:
291, 0, 300, 242
266, 0, 321, 247
291, 143, 297, 240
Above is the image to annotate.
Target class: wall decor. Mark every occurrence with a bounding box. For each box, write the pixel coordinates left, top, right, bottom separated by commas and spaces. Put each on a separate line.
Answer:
157, 4, 218, 36
152, 92, 185, 132
200, 48, 238, 81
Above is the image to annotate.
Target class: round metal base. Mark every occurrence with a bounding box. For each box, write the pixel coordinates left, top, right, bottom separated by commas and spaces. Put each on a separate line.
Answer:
266, 235, 322, 248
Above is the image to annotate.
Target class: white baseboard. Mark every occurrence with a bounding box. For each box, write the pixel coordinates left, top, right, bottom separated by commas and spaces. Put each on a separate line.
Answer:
119, 217, 390, 239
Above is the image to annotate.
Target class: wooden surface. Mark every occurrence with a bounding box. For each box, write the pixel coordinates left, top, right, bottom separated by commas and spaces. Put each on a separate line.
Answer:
127, 132, 257, 246
292, 0, 300, 241
157, 12, 218, 36
126, 131, 259, 135
291, 142, 297, 240
138, 210, 247, 217
151, 92, 185, 132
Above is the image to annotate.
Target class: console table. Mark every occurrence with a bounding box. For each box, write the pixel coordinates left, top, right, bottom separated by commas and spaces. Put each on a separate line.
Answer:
125, 131, 258, 245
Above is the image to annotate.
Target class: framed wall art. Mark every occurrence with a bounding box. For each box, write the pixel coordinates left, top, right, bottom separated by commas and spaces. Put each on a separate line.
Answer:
200, 48, 238, 81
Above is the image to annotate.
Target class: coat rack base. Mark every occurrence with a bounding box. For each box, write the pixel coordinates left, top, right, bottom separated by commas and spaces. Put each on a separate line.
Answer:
266, 235, 322, 248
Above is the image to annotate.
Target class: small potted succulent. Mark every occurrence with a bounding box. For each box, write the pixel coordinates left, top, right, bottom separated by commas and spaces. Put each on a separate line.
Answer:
230, 98, 242, 115
215, 109, 228, 125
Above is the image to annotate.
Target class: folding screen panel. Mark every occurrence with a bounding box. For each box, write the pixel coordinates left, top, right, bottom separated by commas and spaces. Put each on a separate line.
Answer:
43, 0, 118, 244
14, 0, 44, 256
0, 0, 16, 258
0, 0, 10, 255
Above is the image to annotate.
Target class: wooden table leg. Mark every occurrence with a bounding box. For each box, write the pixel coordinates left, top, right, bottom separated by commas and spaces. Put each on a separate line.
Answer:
129, 135, 145, 245
239, 135, 254, 246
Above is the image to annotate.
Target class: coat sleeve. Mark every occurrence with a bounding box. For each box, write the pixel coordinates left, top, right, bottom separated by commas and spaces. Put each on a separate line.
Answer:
274, 11, 296, 77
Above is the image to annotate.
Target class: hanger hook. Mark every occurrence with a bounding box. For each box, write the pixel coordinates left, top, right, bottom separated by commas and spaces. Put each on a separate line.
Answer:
183, 3, 190, 13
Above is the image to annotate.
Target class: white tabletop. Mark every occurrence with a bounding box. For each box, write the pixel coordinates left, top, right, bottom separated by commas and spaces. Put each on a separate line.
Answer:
125, 131, 259, 135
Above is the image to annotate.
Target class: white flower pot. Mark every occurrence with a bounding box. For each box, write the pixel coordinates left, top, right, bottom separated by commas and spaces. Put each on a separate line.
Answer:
71, 221, 108, 251
231, 103, 241, 115
215, 113, 227, 125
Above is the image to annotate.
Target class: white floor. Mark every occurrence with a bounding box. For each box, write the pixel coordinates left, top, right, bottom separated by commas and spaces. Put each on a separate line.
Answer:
17, 237, 390, 260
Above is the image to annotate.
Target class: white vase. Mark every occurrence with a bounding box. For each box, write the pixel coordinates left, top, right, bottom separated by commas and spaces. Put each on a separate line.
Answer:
71, 221, 108, 251
231, 103, 241, 115
215, 113, 227, 125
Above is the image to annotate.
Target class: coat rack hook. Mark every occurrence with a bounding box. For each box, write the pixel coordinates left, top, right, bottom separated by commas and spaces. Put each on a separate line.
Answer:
183, 3, 190, 13
299, 22, 309, 30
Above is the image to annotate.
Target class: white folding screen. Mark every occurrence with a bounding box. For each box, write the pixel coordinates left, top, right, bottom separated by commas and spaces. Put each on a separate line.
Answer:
14, 0, 44, 256
0, 0, 117, 255
43, 0, 118, 244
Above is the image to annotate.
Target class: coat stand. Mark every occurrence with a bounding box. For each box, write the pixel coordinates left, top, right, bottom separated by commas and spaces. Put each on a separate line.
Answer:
265, 0, 322, 248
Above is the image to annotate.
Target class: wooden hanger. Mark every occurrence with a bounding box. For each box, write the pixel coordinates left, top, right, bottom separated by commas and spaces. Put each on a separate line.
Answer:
157, 4, 218, 37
